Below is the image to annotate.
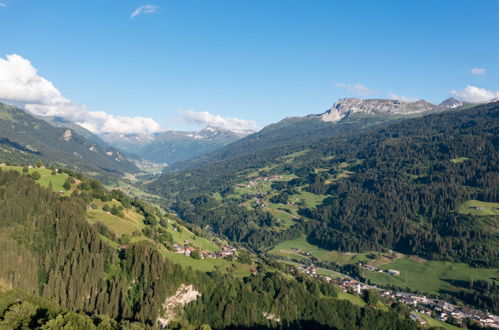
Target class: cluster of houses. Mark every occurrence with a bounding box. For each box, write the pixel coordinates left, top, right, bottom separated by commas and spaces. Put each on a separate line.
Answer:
296, 263, 499, 328
236, 175, 283, 188
172, 242, 237, 259
337, 278, 376, 293
390, 291, 499, 328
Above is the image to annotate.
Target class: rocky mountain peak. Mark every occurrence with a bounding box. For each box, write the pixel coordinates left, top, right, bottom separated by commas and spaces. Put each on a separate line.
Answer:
321, 97, 436, 122
439, 97, 464, 109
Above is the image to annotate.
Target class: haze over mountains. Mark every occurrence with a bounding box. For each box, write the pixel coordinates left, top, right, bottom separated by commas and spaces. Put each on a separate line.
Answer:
101, 126, 254, 164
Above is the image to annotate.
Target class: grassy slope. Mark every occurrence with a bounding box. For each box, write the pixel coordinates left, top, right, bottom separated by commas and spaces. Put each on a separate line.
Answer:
1, 166, 70, 194
86, 208, 143, 237
416, 312, 461, 330
166, 222, 218, 251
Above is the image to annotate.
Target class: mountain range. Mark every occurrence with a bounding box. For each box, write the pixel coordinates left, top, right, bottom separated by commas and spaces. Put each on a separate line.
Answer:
101, 126, 253, 164
320, 97, 468, 122
0, 97, 477, 172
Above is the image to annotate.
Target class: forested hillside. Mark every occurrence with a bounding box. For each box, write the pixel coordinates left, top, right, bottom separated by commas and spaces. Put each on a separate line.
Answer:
166, 111, 411, 173
0, 169, 418, 329
0, 103, 138, 177
150, 102, 499, 268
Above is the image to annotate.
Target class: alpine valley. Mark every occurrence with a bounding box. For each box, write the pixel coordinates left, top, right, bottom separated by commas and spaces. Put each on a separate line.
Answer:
0, 97, 498, 330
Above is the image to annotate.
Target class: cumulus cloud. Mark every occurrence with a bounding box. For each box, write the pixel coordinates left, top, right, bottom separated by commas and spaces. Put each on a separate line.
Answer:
388, 93, 419, 103
451, 85, 499, 103
335, 83, 376, 97
0, 54, 163, 134
131, 5, 159, 19
183, 110, 258, 132
470, 68, 486, 75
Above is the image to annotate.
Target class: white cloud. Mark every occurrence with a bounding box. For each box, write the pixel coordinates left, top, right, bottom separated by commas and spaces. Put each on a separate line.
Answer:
450, 85, 499, 103
0, 54, 163, 134
0, 3, 7, 8
388, 93, 419, 103
183, 110, 258, 132
335, 83, 376, 97
470, 68, 486, 75
131, 5, 159, 19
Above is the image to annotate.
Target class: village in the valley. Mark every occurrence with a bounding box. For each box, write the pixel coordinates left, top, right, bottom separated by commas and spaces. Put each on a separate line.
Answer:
236, 175, 283, 189
299, 263, 499, 329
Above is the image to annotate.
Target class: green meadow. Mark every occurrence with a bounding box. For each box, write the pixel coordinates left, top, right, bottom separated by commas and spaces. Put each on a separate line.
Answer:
269, 235, 372, 266
166, 221, 219, 251
458, 200, 499, 216
416, 312, 460, 330
363, 257, 499, 294
1, 166, 70, 194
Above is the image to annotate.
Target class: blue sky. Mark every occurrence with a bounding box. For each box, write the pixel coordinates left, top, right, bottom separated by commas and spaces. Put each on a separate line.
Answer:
0, 0, 498, 133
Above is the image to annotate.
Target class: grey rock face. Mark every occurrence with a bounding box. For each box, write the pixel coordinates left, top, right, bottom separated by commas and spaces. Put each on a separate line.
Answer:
321, 98, 436, 122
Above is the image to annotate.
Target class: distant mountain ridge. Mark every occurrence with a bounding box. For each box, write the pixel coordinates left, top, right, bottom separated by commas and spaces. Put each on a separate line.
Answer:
165, 97, 474, 173
101, 126, 253, 164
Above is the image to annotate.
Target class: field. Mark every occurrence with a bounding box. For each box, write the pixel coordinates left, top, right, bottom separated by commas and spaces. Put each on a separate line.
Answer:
363, 257, 499, 295
0, 166, 70, 194
86, 208, 144, 237
269, 235, 375, 266
458, 200, 499, 216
